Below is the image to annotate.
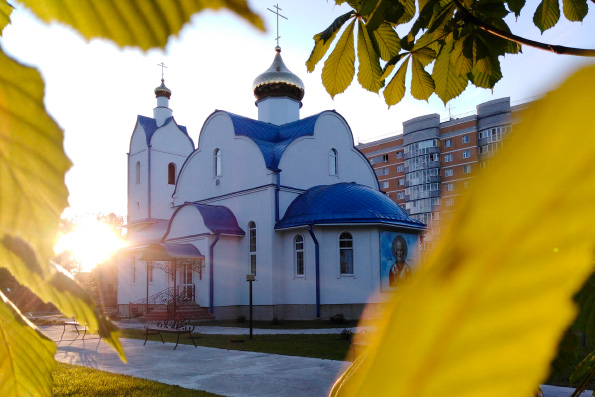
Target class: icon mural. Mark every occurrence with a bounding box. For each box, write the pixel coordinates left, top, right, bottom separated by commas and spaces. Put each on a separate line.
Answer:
380, 231, 418, 290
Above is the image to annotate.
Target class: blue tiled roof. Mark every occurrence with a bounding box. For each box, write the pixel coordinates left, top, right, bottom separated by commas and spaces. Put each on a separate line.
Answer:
188, 204, 245, 236
128, 219, 170, 246
276, 183, 426, 230
221, 111, 322, 170
137, 115, 190, 145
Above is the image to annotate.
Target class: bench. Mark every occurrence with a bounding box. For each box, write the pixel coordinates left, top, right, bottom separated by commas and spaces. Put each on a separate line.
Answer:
61, 320, 101, 341
144, 319, 198, 350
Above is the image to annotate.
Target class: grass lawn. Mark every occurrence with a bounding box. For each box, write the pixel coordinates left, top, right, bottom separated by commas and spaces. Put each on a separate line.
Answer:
120, 329, 354, 361
53, 362, 222, 396
190, 319, 358, 329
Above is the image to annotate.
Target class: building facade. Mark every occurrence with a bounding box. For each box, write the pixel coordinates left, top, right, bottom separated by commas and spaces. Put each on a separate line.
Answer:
117, 47, 425, 321
358, 97, 524, 252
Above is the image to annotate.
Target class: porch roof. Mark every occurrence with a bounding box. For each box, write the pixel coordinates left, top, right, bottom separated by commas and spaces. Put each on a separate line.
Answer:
140, 242, 204, 261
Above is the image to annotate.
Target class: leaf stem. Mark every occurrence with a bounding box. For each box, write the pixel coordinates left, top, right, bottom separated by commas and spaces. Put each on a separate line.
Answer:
451, 0, 595, 56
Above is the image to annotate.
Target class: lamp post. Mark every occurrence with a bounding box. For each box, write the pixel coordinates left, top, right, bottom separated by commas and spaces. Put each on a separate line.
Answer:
246, 274, 255, 339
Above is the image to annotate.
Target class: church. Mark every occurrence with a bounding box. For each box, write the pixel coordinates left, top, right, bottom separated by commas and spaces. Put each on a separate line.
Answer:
117, 46, 425, 320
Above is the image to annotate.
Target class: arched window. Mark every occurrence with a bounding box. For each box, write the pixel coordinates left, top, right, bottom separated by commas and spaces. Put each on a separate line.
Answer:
168, 163, 176, 185
294, 235, 304, 276
339, 232, 353, 275
329, 149, 338, 176
214, 149, 222, 177
135, 161, 141, 184
249, 221, 256, 275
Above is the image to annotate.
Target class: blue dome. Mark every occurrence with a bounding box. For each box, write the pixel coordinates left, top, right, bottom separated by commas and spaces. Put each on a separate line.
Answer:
276, 183, 425, 230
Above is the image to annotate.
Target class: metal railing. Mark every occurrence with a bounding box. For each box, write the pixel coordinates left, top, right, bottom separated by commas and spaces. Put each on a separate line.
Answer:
128, 285, 195, 318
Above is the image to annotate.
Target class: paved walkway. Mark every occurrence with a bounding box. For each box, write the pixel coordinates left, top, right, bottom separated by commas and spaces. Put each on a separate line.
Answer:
42, 323, 592, 397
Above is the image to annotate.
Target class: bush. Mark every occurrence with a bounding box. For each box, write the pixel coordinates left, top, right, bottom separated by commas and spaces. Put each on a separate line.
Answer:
271, 316, 283, 325
236, 315, 246, 323
329, 313, 347, 324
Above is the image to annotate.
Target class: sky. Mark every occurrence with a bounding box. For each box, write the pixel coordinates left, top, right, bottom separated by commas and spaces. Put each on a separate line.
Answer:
1, 0, 594, 218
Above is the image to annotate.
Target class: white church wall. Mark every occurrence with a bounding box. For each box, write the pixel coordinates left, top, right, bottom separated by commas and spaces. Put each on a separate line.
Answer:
257, 97, 300, 125
173, 112, 274, 206
128, 148, 149, 222
278, 112, 378, 217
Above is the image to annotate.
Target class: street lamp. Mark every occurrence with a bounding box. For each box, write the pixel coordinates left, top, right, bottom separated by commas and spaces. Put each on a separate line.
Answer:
246, 274, 255, 339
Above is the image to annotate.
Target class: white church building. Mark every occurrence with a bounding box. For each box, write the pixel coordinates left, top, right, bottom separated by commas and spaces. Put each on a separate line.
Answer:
117, 47, 425, 320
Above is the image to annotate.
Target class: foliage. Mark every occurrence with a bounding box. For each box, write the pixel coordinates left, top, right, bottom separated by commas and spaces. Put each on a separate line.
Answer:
330, 313, 348, 324
307, 0, 594, 106
53, 362, 222, 397
330, 66, 595, 396
0, 1, 262, 396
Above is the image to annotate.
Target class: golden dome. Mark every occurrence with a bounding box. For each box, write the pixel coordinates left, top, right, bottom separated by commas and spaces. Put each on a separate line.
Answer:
155, 79, 171, 99
253, 47, 305, 102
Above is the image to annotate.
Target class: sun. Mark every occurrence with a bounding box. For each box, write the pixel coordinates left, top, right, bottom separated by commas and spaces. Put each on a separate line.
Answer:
54, 215, 127, 273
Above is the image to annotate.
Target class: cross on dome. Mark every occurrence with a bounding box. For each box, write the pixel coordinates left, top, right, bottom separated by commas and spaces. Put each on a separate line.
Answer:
267, 4, 287, 49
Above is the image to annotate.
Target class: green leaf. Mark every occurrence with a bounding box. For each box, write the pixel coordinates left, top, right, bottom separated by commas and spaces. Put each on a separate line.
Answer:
20, 0, 264, 50
571, 349, 595, 386
380, 52, 408, 80
413, 47, 437, 67
469, 55, 502, 88
563, 0, 588, 21
322, 18, 356, 98
331, 65, 595, 397
507, 0, 526, 16
453, 35, 474, 76
307, 11, 355, 73
370, 23, 401, 61
383, 56, 409, 107
489, 20, 522, 54
0, 0, 13, 35
0, 48, 71, 271
474, 0, 510, 19
359, 0, 381, 16
366, 0, 412, 31
432, 39, 468, 104
357, 20, 384, 93
0, 292, 57, 397
533, 0, 561, 32
0, 237, 126, 362
410, 56, 435, 101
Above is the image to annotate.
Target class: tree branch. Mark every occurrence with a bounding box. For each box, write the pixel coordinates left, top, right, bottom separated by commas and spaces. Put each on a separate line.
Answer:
451, 0, 595, 56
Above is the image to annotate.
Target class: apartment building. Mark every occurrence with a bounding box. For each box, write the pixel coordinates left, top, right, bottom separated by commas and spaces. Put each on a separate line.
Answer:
357, 97, 524, 252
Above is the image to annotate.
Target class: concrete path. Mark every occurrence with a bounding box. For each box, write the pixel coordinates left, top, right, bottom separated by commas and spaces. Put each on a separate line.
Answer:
42, 325, 346, 397
42, 323, 592, 397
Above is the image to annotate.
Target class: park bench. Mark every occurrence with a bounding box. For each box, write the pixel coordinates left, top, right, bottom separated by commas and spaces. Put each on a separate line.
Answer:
143, 318, 198, 350
61, 320, 100, 341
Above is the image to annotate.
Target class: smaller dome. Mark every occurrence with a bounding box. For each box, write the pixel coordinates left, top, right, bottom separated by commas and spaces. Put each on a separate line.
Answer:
253, 47, 305, 102
155, 79, 171, 99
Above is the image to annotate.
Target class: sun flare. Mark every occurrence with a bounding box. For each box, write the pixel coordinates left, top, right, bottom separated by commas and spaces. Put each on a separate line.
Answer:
54, 216, 126, 272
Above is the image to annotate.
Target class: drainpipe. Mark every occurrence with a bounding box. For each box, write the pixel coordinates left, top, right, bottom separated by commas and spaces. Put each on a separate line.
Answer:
273, 169, 281, 222
209, 234, 220, 315
308, 225, 320, 318
147, 144, 152, 218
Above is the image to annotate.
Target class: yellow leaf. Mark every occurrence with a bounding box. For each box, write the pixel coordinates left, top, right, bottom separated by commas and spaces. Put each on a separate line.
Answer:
410, 56, 434, 101
383, 55, 409, 107
0, 238, 126, 362
0, 292, 57, 397
322, 19, 356, 99
0, 48, 70, 271
21, 0, 264, 50
0, 0, 13, 34
357, 20, 384, 93
331, 66, 595, 396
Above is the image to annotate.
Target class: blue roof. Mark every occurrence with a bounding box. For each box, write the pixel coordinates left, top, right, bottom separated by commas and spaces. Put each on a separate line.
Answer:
221, 111, 322, 170
137, 115, 190, 145
188, 204, 245, 236
276, 183, 426, 230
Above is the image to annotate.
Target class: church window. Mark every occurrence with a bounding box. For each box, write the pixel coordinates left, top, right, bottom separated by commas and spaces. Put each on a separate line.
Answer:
339, 232, 354, 275
214, 149, 222, 177
135, 161, 141, 184
249, 221, 256, 275
168, 163, 176, 185
329, 149, 338, 176
294, 235, 304, 276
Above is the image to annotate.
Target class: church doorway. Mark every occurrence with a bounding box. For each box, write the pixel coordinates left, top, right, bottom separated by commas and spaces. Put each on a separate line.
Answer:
181, 262, 194, 303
